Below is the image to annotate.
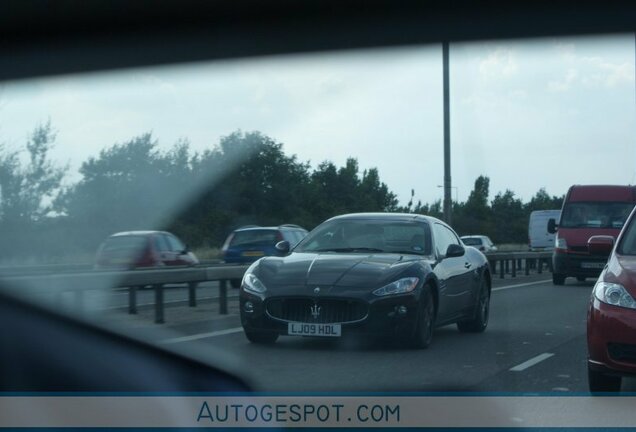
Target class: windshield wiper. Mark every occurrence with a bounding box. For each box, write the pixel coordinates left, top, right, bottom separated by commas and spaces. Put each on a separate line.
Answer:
313, 247, 385, 253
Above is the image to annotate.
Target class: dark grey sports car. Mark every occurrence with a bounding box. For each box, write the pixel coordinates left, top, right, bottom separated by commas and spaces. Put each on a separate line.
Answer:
239, 213, 491, 348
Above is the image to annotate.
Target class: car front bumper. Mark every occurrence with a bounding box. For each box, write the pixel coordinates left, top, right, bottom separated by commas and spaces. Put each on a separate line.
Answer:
240, 291, 422, 338
553, 251, 607, 278
587, 297, 636, 377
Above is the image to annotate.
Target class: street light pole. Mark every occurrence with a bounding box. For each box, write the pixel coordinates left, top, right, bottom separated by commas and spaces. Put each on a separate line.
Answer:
442, 41, 452, 225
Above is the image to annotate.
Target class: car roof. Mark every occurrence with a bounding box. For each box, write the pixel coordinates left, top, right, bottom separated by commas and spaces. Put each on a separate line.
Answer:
461, 235, 487, 239
233, 225, 306, 232
109, 230, 166, 237
328, 212, 440, 224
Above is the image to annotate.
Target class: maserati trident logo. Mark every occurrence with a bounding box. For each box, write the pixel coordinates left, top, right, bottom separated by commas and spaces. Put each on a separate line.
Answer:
313, 287, 320, 294
310, 303, 321, 319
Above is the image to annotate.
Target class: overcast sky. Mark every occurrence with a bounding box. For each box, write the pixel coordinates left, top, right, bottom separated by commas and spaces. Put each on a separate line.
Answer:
1, 34, 635, 207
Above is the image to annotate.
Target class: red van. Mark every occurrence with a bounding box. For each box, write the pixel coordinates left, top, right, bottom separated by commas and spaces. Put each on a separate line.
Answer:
548, 185, 636, 285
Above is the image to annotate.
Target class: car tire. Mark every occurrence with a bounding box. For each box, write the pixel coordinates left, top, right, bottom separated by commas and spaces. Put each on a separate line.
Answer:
553, 273, 566, 285
588, 366, 621, 393
410, 286, 435, 349
576, 276, 586, 282
244, 329, 278, 344
230, 279, 241, 289
457, 277, 490, 333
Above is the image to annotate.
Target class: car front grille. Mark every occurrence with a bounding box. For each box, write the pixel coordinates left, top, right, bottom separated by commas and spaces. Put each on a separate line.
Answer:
266, 297, 368, 324
608, 343, 636, 363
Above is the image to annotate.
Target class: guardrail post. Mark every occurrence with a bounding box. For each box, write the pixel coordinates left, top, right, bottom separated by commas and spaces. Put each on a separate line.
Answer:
489, 260, 496, 274
547, 258, 553, 273
499, 259, 504, 279
537, 259, 543, 274
505, 260, 509, 274
219, 279, 228, 315
525, 258, 530, 276
128, 286, 138, 314
154, 284, 164, 324
188, 282, 198, 307
512, 260, 517, 277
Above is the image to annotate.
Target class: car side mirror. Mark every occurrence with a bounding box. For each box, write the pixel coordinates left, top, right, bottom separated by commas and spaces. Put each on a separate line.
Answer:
445, 244, 465, 258
588, 235, 614, 256
547, 218, 557, 234
275, 240, 290, 254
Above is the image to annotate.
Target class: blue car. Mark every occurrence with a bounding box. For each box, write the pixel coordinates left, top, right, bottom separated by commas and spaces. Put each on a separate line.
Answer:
222, 224, 308, 265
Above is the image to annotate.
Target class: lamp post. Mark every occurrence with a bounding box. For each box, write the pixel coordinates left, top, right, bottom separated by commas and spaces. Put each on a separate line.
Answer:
437, 185, 458, 203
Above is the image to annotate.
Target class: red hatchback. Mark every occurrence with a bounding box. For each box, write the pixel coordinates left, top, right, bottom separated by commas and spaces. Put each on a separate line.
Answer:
587, 208, 636, 392
95, 231, 199, 269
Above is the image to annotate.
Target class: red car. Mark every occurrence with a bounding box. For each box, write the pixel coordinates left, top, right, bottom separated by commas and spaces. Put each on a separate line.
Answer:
587, 208, 636, 392
95, 231, 199, 269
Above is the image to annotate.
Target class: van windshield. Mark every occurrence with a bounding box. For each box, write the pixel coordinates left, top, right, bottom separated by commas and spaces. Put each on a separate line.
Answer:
560, 202, 634, 229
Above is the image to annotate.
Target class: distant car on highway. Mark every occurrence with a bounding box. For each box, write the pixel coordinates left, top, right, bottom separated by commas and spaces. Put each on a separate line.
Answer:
587, 205, 636, 392
460, 235, 497, 253
95, 231, 199, 269
239, 213, 491, 348
221, 224, 308, 264
549, 185, 636, 285
528, 209, 561, 251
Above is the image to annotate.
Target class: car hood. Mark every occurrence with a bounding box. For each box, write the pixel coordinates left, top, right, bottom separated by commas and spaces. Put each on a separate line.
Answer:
254, 252, 428, 295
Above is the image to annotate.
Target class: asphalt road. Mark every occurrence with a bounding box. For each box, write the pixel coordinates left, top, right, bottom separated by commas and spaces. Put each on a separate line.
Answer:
113, 274, 636, 393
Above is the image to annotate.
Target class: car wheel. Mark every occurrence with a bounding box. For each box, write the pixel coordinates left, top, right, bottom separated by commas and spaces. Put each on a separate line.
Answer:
588, 366, 621, 393
410, 286, 435, 349
244, 329, 278, 344
457, 277, 490, 333
230, 279, 241, 289
553, 273, 566, 285
576, 276, 586, 282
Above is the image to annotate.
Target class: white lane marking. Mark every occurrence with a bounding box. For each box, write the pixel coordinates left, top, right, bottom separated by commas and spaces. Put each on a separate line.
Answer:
509, 353, 555, 372
493, 279, 551, 292
160, 327, 243, 344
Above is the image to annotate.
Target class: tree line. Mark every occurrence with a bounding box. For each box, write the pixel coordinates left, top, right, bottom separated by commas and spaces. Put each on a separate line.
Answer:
0, 123, 563, 261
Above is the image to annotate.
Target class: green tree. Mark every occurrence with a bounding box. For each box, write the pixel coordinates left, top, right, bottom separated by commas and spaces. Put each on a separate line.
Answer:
491, 190, 526, 243
0, 121, 65, 225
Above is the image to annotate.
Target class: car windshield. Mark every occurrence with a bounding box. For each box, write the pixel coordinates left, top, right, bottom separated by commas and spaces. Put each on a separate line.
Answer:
295, 219, 432, 255
230, 230, 278, 246
560, 202, 634, 229
462, 238, 483, 246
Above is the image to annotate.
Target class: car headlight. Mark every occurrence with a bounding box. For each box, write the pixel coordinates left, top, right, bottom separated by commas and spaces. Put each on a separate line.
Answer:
594, 281, 636, 309
242, 273, 267, 294
555, 236, 567, 249
373, 277, 420, 297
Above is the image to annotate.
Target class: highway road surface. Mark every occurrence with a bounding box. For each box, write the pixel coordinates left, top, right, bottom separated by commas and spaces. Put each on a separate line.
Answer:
97, 274, 636, 393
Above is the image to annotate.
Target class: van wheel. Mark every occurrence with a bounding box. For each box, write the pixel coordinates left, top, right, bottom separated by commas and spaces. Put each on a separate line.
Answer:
553, 273, 566, 285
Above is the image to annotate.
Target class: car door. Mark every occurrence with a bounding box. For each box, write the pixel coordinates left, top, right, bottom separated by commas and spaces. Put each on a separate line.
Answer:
432, 223, 474, 320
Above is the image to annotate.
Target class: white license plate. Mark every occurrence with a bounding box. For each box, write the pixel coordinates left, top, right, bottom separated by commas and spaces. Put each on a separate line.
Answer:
288, 322, 341, 337
581, 262, 605, 269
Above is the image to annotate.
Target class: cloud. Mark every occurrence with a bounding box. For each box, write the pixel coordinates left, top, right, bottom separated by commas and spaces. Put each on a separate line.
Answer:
478, 48, 519, 79
548, 44, 633, 91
